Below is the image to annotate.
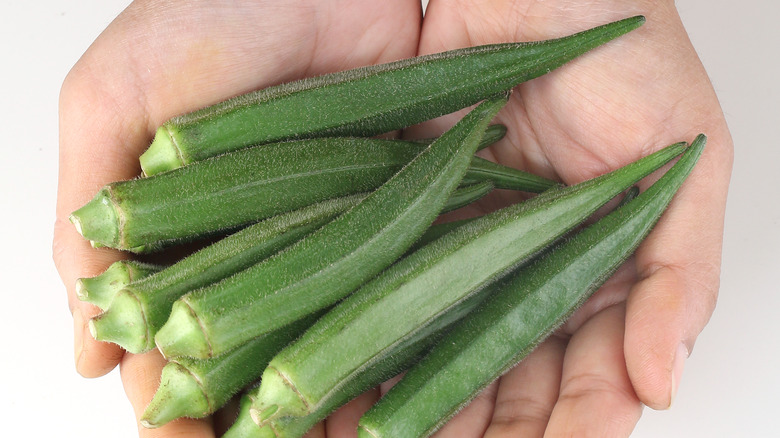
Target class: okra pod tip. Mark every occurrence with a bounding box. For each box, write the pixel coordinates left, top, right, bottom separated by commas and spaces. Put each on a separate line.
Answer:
88, 289, 149, 352
140, 362, 210, 428
248, 366, 310, 425
140, 126, 183, 177
69, 188, 120, 250
75, 260, 163, 310
154, 299, 211, 359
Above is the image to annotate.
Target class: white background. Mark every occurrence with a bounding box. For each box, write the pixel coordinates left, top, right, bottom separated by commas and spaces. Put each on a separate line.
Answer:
1, 1, 777, 437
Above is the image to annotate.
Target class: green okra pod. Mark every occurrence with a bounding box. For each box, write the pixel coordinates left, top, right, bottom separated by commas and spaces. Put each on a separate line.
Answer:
140, 312, 323, 428
72, 136, 553, 253
153, 96, 509, 360
246, 272, 500, 437
358, 135, 706, 438
140, 16, 645, 176
89, 182, 495, 354
245, 140, 687, 426
75, 260, 162, 310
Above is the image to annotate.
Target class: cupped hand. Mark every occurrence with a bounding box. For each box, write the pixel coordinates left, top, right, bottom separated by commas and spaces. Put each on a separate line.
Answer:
407, 1, 733, 437
54, 0, 733, 437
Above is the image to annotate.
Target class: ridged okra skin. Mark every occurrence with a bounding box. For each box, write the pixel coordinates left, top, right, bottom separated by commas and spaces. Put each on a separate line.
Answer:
72, 136, 554, 253
153, 97, 509, 360
222, 392, 264, 438
140, 313, 322, 428
239, 343, 433, 438
75, 260, 162, 310
237, 293, 485, 438
89, 182, 496, 354
358, 135, 706, 438
140, 16, 645, 176
248, 274, 497, 436
88, 195, 364, 354
244, 140, 687, 424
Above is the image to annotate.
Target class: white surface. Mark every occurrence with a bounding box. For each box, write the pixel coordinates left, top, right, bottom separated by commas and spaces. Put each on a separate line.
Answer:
1, 1, 776, 437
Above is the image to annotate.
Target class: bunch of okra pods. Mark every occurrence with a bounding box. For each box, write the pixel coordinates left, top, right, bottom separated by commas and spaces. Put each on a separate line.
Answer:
71, 16, 705, 438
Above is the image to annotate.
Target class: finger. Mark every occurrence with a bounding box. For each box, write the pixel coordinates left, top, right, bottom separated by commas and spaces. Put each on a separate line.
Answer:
325, 387, 381, 437
616, 0, 733, 410
545, 304, 642, 437
483, 336, 567, 438
302, 423, 326, 438
120, 350, 215, 438
624, 130, 732, 410
432, 381, 498, 438
56, 33, 148, 375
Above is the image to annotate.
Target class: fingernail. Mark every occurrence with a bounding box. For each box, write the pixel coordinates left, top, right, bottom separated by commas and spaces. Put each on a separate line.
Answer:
73, 308, 85, 372
669, 342, 689, 408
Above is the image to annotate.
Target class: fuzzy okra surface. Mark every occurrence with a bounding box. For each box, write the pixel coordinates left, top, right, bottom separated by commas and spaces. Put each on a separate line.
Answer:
244, 140, 687, 435
153, 97, 509, 360
139, 16, 645, 176
357, 135, 706, 438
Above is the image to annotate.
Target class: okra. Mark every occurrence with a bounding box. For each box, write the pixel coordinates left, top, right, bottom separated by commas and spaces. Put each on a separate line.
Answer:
437, 181, 494, 214
87, 195, 363, 354
139, 16, 645, 176
89, 182, 494, 354
75, 260, 161, 310
140, 313, 322, 428
246, 267, 501, 437
222, 392, 264, 438
244, 141, 686, 425
72, 135, 553, 253
153, 96, 508, 360
406, 217, 480, 255
358, 135, 706, 438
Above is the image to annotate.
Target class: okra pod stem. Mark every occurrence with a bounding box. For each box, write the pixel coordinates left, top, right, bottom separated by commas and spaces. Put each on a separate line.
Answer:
72, 136, 552, 253
140, 313, 322, 428
245, 140, 687, 425
358, 135, 706, 437
222, 392, 265, 438
154, 96, 508, 360
140, 16, 644, 176
75, 260, 161, 310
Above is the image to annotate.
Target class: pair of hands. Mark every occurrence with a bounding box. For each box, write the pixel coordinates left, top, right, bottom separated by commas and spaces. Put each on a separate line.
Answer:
54, 0, 733, 437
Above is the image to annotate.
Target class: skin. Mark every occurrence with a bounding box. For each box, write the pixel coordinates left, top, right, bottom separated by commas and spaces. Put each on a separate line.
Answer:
54, 0, 733, 437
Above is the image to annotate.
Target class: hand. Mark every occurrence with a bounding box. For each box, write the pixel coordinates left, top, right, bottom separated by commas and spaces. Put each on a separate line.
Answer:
54, 1, 733, 437
54, 0, 422, 436
402, 1, 732, 437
